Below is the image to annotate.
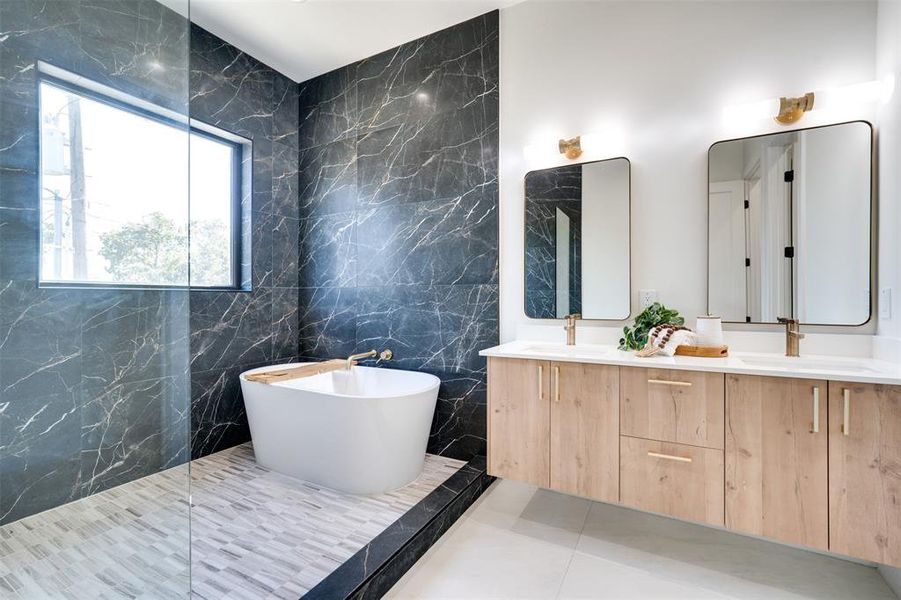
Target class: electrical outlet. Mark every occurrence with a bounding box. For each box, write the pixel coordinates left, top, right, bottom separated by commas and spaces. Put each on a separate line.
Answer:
640, 289, 658, 308
880, 287, 892, 320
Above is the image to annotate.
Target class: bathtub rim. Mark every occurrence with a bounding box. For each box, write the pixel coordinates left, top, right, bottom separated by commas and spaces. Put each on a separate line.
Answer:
239, 362, 441, 400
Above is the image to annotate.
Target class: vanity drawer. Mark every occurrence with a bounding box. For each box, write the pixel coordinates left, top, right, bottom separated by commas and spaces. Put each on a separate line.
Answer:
620, 436, 724, 526
620, 367, 725, 449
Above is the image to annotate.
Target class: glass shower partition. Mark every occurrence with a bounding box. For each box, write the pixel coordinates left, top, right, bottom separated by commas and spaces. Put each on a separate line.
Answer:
0, 1, 192, 597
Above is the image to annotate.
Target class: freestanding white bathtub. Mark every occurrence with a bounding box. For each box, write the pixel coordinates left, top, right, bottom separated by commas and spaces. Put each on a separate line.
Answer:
239, 363, 440, 494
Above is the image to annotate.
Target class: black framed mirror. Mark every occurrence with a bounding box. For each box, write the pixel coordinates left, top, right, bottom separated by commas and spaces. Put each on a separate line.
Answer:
707, 121, 873, 326
524, 157, 631, 320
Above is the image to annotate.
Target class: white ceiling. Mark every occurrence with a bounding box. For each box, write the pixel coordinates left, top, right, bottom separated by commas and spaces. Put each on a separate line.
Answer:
171, 0, 519, 83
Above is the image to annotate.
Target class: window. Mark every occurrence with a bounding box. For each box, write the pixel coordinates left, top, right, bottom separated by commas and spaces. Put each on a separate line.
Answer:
38, 72, 247, 289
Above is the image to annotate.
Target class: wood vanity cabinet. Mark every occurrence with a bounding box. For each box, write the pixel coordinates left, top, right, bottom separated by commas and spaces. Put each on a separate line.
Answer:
487, 357, 619, 501
724, 375, 828, 550
550, 361, 619, 502
828, 382, 901, 566
487, 357, 550, 487
487, 355, 901, 568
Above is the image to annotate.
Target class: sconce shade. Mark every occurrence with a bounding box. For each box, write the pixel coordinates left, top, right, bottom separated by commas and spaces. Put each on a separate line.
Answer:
775, 92, 815, 125
558, 136, 583, 159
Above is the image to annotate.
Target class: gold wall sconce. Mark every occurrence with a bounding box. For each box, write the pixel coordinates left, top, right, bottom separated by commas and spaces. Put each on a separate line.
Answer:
558, 136, 583, 159
725, 78, 893, 127
775, 92, 815, 124
524, 130, 621, 163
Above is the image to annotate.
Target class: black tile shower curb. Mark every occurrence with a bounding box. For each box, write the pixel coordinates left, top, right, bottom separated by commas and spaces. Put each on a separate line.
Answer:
302, 456, 494, 600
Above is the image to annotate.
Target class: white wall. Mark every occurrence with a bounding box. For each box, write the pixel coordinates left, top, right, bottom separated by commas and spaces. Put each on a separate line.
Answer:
799, 123, 872, 325
500, 0, 879, 354
876, 0, 901, 592
708, 180, 746, 321
581, 159, 630, 319
709, 141, 745, 183
876, 0, 901, 364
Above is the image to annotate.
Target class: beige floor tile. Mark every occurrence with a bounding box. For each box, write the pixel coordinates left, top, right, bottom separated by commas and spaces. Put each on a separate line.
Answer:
389, 481, 899, 600
385, 518, 574, 599
577, 501, 896, 600
558, 551, 734, 600
466, 479, 591, 549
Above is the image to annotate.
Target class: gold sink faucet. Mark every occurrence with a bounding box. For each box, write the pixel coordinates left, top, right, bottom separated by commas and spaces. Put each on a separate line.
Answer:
564, 314, 581, 346
778, 317, 805, 357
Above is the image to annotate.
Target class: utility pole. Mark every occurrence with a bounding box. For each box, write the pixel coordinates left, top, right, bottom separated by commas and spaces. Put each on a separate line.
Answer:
53, 190, 62, 279
67, 96, 87, 279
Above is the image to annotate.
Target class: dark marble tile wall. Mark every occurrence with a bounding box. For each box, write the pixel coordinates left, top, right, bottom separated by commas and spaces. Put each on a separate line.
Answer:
524, 165, 583, 318
188, 23, 299, 459
296, 12, 499, 461
0, 0, 194, 524
0, 1, 299, 522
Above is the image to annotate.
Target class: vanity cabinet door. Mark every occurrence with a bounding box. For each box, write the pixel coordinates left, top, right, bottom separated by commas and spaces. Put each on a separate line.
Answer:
549, 362, 619, 502
829, 382, 901, 567
487, 357, 550, 487
725, 375, 828, 550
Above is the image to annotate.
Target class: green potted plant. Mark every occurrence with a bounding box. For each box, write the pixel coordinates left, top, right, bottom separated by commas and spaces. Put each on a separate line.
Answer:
619, 302, 685, 351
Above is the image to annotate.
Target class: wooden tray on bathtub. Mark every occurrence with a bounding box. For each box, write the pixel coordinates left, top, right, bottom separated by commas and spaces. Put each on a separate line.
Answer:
244, 359, 356, 384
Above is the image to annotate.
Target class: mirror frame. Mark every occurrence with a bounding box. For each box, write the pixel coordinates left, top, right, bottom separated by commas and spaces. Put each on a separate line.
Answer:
523, 156, 632, 321
706, 120, 875, 327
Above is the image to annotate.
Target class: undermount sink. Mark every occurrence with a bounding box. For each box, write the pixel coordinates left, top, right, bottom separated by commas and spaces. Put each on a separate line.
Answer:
519, 343, 614, 357
738, 356, 878, 374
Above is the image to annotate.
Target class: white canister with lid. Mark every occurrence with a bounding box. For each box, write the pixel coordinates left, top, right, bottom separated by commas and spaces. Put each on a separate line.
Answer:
695, 315, 724, 346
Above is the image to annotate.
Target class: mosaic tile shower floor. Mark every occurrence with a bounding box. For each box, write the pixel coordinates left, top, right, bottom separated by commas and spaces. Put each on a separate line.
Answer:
0, 444, 464, 599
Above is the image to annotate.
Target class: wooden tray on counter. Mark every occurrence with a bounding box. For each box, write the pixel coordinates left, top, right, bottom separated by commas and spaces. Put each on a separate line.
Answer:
674, 345, 729, 358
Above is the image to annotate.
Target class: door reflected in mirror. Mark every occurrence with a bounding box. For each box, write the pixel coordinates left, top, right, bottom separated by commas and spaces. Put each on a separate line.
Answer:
524, 158, 631, 320
708, 121, 872, 326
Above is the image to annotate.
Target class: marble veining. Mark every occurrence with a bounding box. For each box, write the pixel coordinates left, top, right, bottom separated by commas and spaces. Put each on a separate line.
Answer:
355, 98, 498, 209
355, 14, 499, 133
354, 191, 498, 288
0, 1, 301, 522
0, 0, 498, 527
298, 138, 357, 216
188, 22, 300, 460
524, 165, 584, 319
298, 64, 357, 149
297, 12, 500, 462
272, 141, 300, 219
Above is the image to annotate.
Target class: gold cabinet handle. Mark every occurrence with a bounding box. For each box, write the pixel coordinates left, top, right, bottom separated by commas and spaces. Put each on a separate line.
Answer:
647, 451, 693, 463
538, 365, 544, 401
842, 388, 850, 436
554, 366, 560, 402
811, 386, 820, 433
648, 379, 692, 387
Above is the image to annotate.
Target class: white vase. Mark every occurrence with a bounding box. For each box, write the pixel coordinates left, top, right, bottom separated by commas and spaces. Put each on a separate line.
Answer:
695, 316, 724, 346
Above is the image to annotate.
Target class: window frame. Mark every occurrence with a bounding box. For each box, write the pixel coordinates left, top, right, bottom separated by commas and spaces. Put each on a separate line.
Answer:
37, 69, 248, 291
188, 125, 245, 291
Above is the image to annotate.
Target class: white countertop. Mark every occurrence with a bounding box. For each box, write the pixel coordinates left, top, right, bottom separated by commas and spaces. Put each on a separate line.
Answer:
479, 341, 901, 385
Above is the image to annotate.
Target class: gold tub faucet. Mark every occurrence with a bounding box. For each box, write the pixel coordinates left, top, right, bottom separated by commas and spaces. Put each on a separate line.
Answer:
345, 349, 394, 369
346, 350, 377, 370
